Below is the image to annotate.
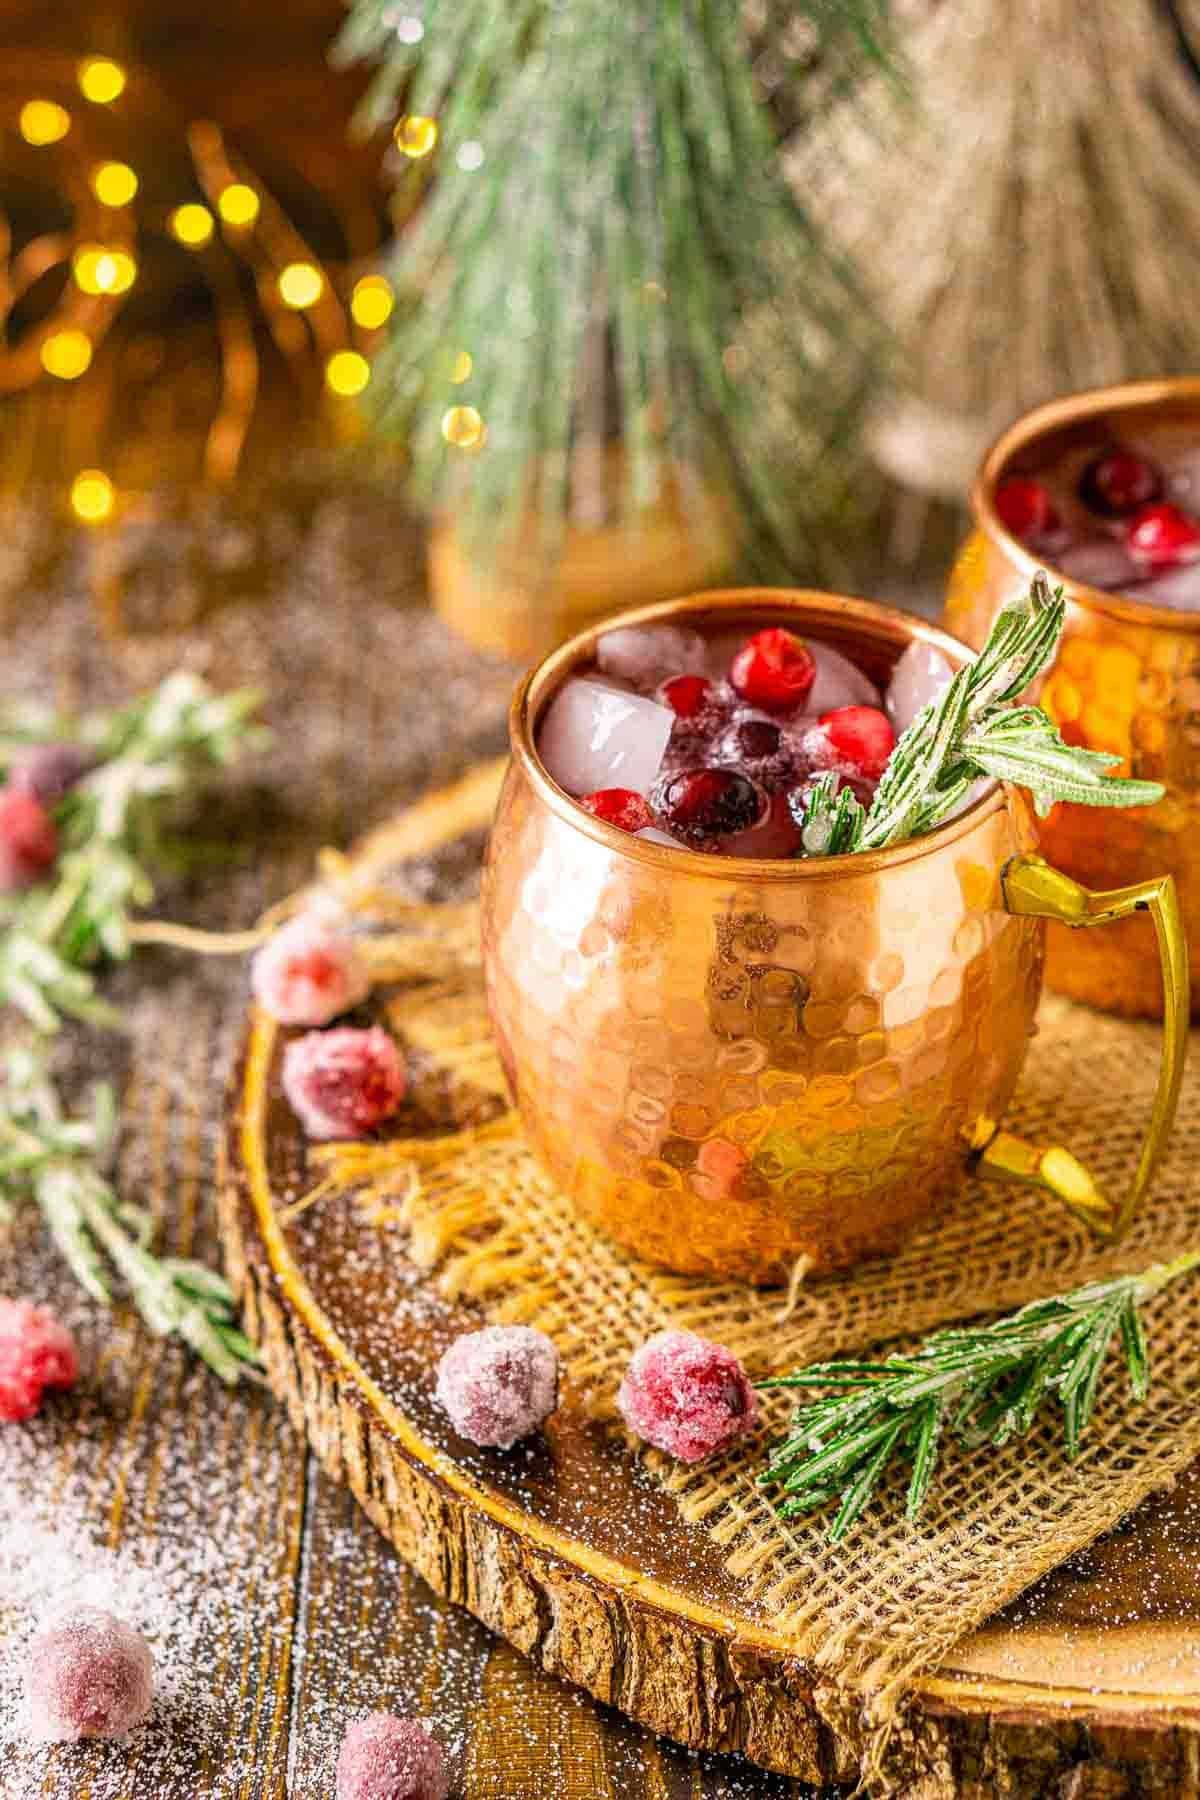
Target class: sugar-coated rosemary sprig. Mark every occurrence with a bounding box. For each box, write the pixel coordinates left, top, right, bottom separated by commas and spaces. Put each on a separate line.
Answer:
794, 573, 1164, 856
0, 671, 268, 1032
757, 1251, 1200, 1542
0, 1045, 259, 1383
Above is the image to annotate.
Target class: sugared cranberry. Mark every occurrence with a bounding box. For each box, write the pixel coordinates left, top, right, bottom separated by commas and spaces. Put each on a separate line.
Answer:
26, 1608, 154, 1742
655, 767, 764, 846
716, 715, 797, 792
10, 743, 93, 806
617, 1329, 758, 1463
658, 674, 714, 720
1079, 447, 1162, 517
0, 1298, 78, 1423
817, 706, 895, 780
995, 476, 1059, 543
1125, 502, 1200, 570
251, 913, 371, 1027
729, 628, 816, 715
281, 1025, 407, 1140
435, 1324, 559, 1449
579, 788, 653, 833
336, 1713, 449, 1800
0, 785, 57, 891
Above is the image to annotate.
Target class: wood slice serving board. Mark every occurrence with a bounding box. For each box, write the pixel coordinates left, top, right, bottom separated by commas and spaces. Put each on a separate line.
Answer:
220, 764, 1200, 1796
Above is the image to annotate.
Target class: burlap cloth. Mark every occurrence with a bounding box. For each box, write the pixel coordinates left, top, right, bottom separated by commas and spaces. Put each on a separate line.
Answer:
5, 505, 1198, 1789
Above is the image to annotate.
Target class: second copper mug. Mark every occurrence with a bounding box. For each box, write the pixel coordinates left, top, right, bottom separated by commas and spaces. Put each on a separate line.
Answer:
945, 376, 1200, 1017
481, 590, 1187, 1284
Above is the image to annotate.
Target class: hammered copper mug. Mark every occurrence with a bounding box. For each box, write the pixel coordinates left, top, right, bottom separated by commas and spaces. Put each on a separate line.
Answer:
945, 376, 1200, 1017
481, 590, 1187, 1284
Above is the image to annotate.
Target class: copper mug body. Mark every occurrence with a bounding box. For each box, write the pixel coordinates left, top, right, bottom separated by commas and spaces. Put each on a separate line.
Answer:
945, 376, 1200, 1018
482, 590, 1186, 1285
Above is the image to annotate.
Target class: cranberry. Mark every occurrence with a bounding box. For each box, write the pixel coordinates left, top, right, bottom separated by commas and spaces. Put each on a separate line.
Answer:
818, 706, 895, 780
579, 788, 653, 833
655, 768, 764, 846
336, 1714, 449, 1800
0, 786, 57, 891
10, 743, 93, 806
0, 1298, 78, 1423
435, 1324, 559, 1448
728, 628, 816, 715
1125, 502, 1200, 570
658, 674, 713, 720
281, 1025, 407, 1140
617, 1329, 758, 1463
1079, 447, 1162, 517
995, 476, 1059, 543
27, 1609, 154, 1743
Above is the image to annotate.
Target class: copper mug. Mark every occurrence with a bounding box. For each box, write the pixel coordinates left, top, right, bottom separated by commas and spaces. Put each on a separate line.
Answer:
945, 375, 1200, 1018
481, 590, 1187, 1283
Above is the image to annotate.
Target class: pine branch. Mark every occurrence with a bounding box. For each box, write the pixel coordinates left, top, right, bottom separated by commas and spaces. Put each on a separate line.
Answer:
757, 1252, 1200, 1541
791, 573, 1163, 855
334, 0, 890, 579
0, 671, 267, 1031
0, 1045, 259, 1384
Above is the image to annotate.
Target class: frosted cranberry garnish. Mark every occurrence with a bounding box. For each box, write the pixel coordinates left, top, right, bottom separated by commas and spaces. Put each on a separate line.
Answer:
0, 786, 58, 891
1079, 448, 1162, 517
579, 788, 653, 833
0, 1298, 78, 1423
617, 1328, 758, 1463
818, 706, 895, 780
658, 674, 713, 720
729, 627, 816, 715
1125, 502, 1200, 570
995, 476, 1059, 543
656, 768, 763, 845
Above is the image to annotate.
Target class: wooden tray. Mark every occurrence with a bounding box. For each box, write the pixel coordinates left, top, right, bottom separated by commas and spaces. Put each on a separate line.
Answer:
220, 766, 1200, 1794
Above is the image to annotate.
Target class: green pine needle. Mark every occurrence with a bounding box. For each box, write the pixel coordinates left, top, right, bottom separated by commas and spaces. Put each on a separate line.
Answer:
791, 572, 1164, 856
758, 1251, 1200, 1541
0, 670, 267, 1031
334, 0, 892, 580
0, 1045, 260, 1385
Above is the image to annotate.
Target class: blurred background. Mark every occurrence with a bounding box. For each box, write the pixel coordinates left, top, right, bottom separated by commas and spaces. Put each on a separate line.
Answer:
2, 0, 1200, 655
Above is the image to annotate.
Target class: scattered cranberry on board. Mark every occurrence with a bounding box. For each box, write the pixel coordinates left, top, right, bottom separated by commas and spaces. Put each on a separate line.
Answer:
0, 1297, 78, 1423
617, 1328, 758, 1463
26, 1608, 154, 1742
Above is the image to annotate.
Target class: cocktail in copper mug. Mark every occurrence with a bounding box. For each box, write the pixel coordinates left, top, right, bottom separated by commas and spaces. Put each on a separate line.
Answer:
945, 376, 1200, 1018
481, 590, 1186, 1284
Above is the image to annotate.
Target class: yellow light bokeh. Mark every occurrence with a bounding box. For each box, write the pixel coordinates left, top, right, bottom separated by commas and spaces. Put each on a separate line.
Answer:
441, 404, 484, 449
325, 350, 371, 397
78, 57, 127, 104
169, 203, 215, 248
217, 183, 260, 227
70, 470, 115, 523
350, 274, 394, 331
395, 115, 438, 158
41, 329, 93, 381
92, 160, 138, 206
19, 100, 70, 146
450, 350, 473, 384
277, 262, 324, 310
73, 245, 137, 295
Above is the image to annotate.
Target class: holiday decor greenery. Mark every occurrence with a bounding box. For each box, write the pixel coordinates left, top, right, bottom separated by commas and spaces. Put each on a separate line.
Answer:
0, 671, 266, 1381
334, 0, 893, 583
759, 1251, 1200, 1541
794, 573, 1164, 856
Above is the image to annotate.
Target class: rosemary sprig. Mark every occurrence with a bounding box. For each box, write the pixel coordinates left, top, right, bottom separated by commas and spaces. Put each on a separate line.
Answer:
0, 671, 267, 1031
758, 1252, 1200, 1542
793, 573, 1164, 856
0, 1044, 259, 1384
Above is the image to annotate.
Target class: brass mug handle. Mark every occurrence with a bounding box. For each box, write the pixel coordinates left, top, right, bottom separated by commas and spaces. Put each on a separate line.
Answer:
973, 853, 1189, 1240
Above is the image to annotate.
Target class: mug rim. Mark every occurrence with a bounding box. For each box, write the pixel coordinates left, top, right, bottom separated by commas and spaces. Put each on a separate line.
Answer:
510, 586, 1011, 881
972, 374, 1200, 634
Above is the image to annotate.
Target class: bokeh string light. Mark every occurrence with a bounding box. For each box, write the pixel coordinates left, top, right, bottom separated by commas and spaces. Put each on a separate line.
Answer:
0, 51, 407, 522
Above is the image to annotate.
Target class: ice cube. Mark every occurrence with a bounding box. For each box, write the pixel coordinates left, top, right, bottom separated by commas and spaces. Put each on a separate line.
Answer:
1131, 564, 1200, 612
806, 641, 882, 715
538, 677, 673, 796
635, 826, 679, 847
886, 642, 954, 737
1166, 447, 1200, 507
596, 624, 707, 691
1055, 539, 1139, 592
